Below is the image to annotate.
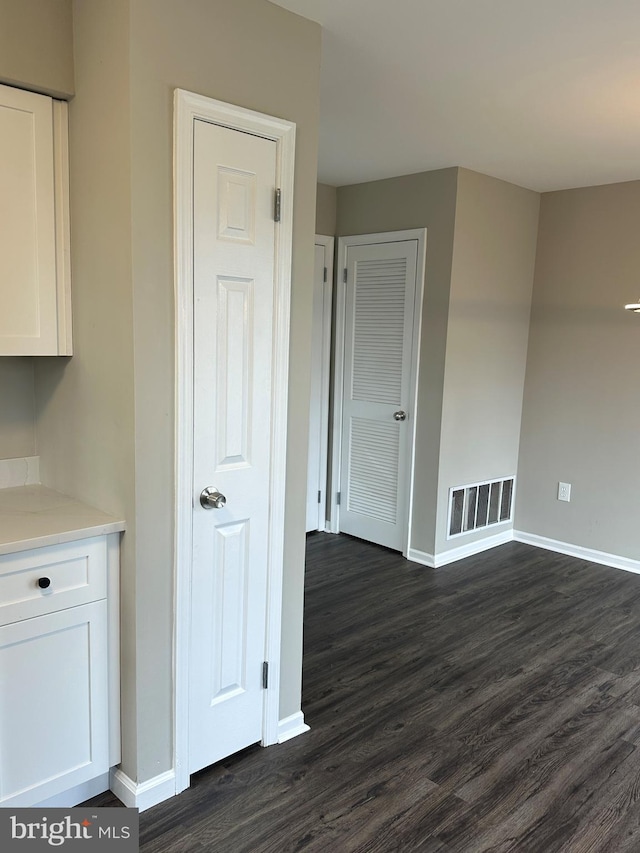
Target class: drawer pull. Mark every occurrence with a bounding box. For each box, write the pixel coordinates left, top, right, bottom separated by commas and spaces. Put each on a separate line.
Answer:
37, 577, 52, 590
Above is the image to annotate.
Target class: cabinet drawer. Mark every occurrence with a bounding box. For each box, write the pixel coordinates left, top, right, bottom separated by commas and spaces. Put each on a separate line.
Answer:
0, 538, 107, 626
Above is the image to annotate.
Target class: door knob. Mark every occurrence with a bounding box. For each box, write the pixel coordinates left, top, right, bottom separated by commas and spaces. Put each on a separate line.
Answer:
200, 487, 227, 509
393, 410, 407, 421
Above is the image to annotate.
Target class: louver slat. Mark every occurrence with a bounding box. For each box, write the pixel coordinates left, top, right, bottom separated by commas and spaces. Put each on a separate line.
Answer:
351, 258, 407, 405
347, 418, 399, 523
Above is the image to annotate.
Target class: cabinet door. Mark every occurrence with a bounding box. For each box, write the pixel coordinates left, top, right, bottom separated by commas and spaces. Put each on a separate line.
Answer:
0, 84, 71, 355
0, 601, 109, 807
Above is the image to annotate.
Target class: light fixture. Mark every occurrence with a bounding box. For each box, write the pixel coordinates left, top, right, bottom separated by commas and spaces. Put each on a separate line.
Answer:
625, 301, 640, 312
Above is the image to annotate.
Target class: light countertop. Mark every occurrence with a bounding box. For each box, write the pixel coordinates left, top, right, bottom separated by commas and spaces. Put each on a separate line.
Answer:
0, 485, 126, 556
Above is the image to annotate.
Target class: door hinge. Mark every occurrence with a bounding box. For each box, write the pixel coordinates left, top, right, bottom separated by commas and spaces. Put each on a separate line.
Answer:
262, 661, 269, 689
336, 491, 341, 506
324, 266, 328, 283
317, 490, 322, 504
274, 188, 281, 222
343, 268, 348, 284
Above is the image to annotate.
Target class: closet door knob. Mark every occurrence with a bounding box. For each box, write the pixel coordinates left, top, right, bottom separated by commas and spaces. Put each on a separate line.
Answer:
37, 577, 51, 589
200, 487, 227, 509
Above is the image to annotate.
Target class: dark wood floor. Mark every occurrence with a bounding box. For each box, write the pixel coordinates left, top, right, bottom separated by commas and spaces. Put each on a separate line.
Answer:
90, 534, 640, 851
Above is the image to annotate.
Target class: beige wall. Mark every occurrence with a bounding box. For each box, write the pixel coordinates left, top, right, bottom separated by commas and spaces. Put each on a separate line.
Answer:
0, 359, 36, 459
516, 181, 640, 559
316, 183, 337, 235
337, 168, 459, 553
436, 169, 539, 553
35, 0, 321, 784
0, 0, 74, 97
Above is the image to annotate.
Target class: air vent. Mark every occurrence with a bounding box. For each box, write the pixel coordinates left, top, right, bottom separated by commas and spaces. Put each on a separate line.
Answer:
448, 477, 515, 538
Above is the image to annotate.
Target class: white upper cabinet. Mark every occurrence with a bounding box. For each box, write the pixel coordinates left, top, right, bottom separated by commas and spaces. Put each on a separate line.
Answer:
0, 84, 72, 356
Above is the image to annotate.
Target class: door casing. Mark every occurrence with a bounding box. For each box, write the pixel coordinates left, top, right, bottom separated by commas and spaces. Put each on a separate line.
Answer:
306, 235, 334, 532
173, 89, 295, 795
330, 229, 427, 556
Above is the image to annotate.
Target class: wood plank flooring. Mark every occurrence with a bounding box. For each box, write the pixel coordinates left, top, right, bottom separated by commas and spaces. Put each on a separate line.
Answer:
89, 534, 640, 851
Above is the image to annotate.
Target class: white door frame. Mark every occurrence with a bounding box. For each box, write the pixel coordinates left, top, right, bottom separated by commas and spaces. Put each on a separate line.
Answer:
329, 229, 427, 556
173, 89, 295, 795
309, 235, 334, 531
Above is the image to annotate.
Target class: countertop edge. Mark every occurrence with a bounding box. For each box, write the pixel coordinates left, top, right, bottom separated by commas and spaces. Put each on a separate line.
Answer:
0, 519, 126, 556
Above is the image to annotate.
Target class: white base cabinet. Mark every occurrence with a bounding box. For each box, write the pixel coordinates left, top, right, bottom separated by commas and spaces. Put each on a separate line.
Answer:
0, 535, 119, 807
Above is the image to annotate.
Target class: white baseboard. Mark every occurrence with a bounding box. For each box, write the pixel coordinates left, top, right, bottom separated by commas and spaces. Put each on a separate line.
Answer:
408, 529, 514, 568
409, 527, 640, 577
277, 711, 310, 744
0, 455, 40, 489
36, 773, 110, 808
406, 548, 435, 567
435, 529, 514, 566
110, 767, 176, 812
513, 530, 640, 575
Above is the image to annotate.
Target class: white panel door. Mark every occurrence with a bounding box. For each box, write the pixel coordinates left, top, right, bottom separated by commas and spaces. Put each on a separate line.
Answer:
306, 239, 333, 532
190, 120, 276, 773
339, 240, 418, 551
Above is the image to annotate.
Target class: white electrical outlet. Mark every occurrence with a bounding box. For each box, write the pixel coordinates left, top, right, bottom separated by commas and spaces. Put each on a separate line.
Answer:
558, 482, 571, 502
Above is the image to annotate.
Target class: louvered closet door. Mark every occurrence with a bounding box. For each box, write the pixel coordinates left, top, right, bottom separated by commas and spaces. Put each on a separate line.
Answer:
340, 240, 418, 550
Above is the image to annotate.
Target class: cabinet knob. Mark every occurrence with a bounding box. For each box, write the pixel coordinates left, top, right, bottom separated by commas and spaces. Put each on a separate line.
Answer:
37, 577, 51, 590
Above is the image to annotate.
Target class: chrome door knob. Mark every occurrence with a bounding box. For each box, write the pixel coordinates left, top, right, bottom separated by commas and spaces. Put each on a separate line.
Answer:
393, 410, 407, 421
200, 487, 227, 509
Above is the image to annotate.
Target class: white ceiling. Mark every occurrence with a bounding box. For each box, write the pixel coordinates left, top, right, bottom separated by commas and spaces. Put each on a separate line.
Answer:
270, 0, 640, 191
